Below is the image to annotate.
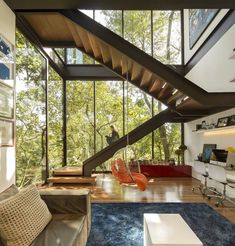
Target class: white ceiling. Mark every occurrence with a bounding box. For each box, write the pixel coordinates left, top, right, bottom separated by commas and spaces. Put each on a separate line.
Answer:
186, 24, 235, 93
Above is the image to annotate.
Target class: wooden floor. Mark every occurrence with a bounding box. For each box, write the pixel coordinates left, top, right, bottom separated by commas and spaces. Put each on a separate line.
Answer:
42, 174, 235, 223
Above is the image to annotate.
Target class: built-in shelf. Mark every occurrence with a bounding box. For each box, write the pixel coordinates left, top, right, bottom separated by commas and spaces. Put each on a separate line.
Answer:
192, 125, 235, 134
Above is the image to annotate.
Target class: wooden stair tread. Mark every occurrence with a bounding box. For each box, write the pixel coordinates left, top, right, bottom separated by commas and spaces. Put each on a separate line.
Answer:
53, 166, 83, 176
47, 176, 96, 184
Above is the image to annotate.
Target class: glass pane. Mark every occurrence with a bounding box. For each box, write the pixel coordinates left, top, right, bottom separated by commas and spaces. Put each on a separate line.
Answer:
124, 11, 151, 55
66, 81, 94, 165
129, 133, 152, 160
96, 81, 123, 152
154, 123, 181, 162
153, 99, 166, 116
79, 9, 94, 19
54, 48, 65, 62
48, 66, 63, 171
16, 30, 46, 187
66, 48, 93, 64
95, 10, 122, 36
153, 11, 181, 64
126, 83, 152, 132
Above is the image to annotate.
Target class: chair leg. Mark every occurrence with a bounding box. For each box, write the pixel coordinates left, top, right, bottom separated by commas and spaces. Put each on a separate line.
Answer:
192, 178, 208, 196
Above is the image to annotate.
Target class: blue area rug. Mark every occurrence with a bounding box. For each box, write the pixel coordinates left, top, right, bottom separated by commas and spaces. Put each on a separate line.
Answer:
87, 203, 235, 246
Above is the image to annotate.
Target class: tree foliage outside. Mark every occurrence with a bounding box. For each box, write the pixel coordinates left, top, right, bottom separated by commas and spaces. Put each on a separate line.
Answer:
16, 31, 64, 187
16, 30, 46, 187
16, 10, 181, 186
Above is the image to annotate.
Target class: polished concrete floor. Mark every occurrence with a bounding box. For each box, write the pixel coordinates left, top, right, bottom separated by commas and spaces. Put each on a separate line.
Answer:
43, 174, 235, 223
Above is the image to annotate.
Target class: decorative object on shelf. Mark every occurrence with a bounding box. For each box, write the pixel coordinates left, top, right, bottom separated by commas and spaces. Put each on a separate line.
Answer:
0, 82, 14, 118
201, 120, 207, 129
202, 144, 216, 163
189, 9, 219, 49
208, 123, 216, 129
0, 119, 14, 147
228, 115, 235, 126
226, 146, 235, 153
0, 35, 14, 87
196, 124, 202, 130
217, 116, 229, 128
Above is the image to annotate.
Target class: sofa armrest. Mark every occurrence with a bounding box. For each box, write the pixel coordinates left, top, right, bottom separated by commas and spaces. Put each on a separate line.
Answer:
39, 189, 90, 216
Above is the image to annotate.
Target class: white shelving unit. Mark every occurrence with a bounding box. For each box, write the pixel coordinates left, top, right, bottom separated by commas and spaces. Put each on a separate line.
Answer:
192, 125, 235, 134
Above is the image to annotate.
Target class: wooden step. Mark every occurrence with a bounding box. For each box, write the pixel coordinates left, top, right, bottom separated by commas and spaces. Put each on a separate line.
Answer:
53, 166, 83, 176
47, 176, 96, 184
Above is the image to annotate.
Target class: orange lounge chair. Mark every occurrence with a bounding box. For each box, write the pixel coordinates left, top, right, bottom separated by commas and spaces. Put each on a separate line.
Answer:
111, 158, 148, 191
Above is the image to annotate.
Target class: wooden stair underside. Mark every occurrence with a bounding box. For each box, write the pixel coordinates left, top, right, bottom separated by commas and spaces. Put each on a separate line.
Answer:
19, 11, 222, 114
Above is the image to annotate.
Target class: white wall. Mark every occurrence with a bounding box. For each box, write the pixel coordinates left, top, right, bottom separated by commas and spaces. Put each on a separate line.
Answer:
185, 24, 235, 92
184, 9, 229, 63
185, 108, 235, 165
0, 0, 16, 192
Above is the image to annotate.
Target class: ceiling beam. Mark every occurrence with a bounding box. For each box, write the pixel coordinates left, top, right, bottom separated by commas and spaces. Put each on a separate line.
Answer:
5, 0, 235, 10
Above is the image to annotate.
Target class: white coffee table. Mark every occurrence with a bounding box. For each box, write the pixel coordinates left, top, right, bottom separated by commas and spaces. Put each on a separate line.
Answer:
144, 214, 203, 246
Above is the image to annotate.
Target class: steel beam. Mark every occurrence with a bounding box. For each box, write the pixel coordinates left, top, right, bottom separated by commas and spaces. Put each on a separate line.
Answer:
5, 0, 235, 10
64, 65, 122, 80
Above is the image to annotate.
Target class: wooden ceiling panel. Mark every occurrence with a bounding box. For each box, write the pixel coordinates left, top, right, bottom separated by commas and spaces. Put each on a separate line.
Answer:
24, 14, 73, 41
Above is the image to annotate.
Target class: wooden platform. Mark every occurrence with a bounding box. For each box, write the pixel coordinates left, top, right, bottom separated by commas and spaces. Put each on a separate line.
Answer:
53, 166, 83, 176
47, 176, 96, 184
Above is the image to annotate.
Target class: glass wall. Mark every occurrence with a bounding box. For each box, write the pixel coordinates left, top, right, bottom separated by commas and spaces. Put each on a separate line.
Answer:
95, 10, 122, 36
124, 11, 151, 55
153, 11, 181, 64
48, 66, 63, 171
127, 84, 152, 132
66, 81, 94, 165
16, 31, 46, 187
74, 10, 182, 65
66, 48, 93, 64
96, 81, 123, 152
154, 123, 181, 161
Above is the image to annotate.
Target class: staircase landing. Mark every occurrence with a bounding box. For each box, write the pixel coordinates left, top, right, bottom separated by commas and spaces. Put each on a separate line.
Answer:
53, 166, 83, 176
47, 176, 96, 184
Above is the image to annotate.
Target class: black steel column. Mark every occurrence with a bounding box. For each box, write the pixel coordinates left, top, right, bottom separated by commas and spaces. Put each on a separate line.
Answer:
181, 122, 185, 164
151, 10, 155, 160
94, 81, 96, 154
122, 10, 125, 136
62, 79, 67, 166
181, 10, 185, 66
45, 58, 49, 182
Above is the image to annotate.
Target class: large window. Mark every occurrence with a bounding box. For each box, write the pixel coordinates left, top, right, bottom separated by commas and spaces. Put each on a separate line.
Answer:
153, 11, 181, 64
127, 84, 152, 132
66, 81, 94, 165
154, 123, 181, 161
124, 11, 151, 55
16, 31, 46, 187
95, 10, 122, 36
48, 67, 63, 171
76, 9, 182, 65
95, 81, 123, 151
